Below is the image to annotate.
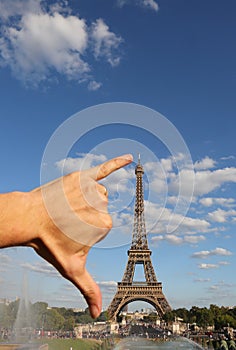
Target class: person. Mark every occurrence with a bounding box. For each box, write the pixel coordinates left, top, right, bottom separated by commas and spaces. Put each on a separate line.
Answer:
228, 338, 236, 350
0, 154, 133, 319
220, 337, 229, 350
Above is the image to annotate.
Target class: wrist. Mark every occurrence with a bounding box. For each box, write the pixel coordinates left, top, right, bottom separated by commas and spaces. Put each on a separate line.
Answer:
0, 191, 38, 248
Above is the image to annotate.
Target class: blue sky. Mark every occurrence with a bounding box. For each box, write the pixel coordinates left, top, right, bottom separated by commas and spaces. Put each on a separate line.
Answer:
0, 0, 236, 312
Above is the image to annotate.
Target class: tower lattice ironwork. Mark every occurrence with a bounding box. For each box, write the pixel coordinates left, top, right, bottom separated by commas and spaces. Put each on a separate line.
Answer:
107, 156, 171, 321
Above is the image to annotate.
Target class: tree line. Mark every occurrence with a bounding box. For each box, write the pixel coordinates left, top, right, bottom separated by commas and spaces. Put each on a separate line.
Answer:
163, 305, 236, 330
1, 300, 236, 332
0, 300, 107, 332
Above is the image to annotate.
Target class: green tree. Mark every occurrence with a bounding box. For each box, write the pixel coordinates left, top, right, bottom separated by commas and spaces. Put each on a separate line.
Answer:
0, 303, 12, 328
31, 302, 49, 329
54, 307, 75, 319
198, 308, 214, 329
143, 312, 158, 323
215, 314, 236, 330
227, 307, 236, 321
44, 308, 64, 331
163, 310, 175, 323
62, 316, 75, 331
8, 299, 20, 326
76, 313, 94, 324
189, 306, 199, 320
175, 308, 190, 323
97, 311, 109, 322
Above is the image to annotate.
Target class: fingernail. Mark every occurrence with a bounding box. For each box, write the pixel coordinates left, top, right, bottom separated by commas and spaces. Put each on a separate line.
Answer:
90, 304, 100, 319
121, 154, 133, 161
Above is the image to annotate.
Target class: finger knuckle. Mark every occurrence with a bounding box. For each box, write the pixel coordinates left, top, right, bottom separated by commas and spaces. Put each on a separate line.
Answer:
104, 214, 113, 230
83, 288, 97, 300
97, 183, 105, 193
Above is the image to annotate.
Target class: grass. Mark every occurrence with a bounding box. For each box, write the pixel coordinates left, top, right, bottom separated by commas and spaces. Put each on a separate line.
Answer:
35, 338, 101, 350
0, 338, 103, 350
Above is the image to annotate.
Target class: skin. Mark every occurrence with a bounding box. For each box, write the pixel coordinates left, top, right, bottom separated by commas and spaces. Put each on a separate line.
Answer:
0, 154, 133, 318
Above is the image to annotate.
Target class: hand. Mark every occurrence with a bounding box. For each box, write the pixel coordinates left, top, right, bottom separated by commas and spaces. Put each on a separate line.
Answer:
29, 154, 133, 318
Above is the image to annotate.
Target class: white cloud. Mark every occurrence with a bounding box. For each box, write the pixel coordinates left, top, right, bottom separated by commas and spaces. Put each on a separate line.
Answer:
146, 202, 210, 235
21, 261, 60, 277
144, 160, 169, 195
91, 18, 123, 67
97, 280, 117, 286
165, 234, 183, 245
167, 196, 179, 205
180, 216, 210, 233
191, 247, 233, 259
111, 211, 133, 229
213, 248, 233, 256
0, 0, 41, 21
142, 0, 159, 11
151, 234, 164, 243
1, 12, 89, 85
210, 281, 234, 288
117, 0, 159, 12
207, 281, 235, 305
198, 263, 218, 269
105, 169, 134, 196
199, 197, 235, 208
87, 80, 102, 91
145, 155, 187, 186
208, 208, 236, 223
0, 1, 123, 87
194, 278, 211, 283
160, 157, 173, 172
183, 235, 206, 244
49, 1, 72, 15
55, 153, 107, 174
170, 167, 236, 197
146, 155, 236, 199
96, 281, 117, 293
194, 156, 216, 170
151, 233, 205, 246
209, 285, 219, 290
194, 167, 236, 196
0, 253, 12, 266
221, 155, 235, 161
218, 261, 230, 266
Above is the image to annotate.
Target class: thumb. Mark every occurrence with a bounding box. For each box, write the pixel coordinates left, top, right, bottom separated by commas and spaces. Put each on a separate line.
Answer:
75, 269, 102, 319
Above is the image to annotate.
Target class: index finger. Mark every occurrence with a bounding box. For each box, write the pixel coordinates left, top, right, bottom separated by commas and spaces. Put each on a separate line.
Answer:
86, 154, 133, 181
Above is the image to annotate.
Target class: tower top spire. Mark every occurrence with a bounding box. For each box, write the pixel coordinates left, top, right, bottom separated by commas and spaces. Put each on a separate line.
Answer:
135, 153, 144, 174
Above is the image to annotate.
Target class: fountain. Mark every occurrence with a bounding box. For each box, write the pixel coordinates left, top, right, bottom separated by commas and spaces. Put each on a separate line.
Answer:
113, 337, 205, 349
0, 274, 47, 350
11, 274, 32, 345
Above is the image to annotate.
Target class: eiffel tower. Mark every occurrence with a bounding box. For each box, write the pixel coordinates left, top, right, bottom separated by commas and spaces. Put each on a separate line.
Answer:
107, 156, 171, 321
